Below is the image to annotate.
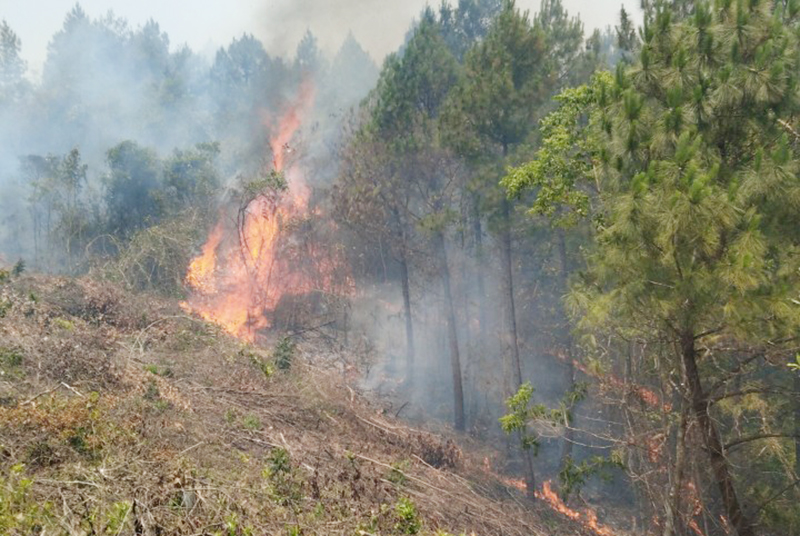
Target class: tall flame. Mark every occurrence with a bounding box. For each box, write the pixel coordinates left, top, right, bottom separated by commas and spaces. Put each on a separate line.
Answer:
182, 81, 348, 341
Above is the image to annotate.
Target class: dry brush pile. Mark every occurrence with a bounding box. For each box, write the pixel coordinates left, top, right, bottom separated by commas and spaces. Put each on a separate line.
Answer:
0, 273, 596, 535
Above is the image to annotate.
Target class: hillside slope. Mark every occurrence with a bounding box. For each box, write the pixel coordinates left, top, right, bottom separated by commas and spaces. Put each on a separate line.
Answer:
0, 274, 604, 535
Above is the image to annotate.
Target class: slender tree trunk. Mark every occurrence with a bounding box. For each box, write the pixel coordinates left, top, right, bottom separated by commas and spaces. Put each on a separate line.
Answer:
794, 371, 800, 479
501, 198, 522, 389
437, 232, 465, 432
473, 195, 487, 339
664, 398, 689, 536
680, 331, 754, 536
398, 253, 415, 378
557, 229, 575, 469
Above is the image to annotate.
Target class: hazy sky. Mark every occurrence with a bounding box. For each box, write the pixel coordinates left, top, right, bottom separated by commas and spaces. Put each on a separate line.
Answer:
4, 0, 640, 77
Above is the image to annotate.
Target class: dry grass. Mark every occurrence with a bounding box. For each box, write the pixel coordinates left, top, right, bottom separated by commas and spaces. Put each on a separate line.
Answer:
0, 274, 596, 535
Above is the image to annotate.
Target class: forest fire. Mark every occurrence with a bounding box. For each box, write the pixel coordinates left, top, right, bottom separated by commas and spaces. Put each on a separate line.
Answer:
482, 458, 616, 535
182, 83, 348, 341
535, 481, 616, 535
553, 350, 670, 413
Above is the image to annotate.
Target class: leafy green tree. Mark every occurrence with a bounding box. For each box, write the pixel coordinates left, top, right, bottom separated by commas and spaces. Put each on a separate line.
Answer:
506, 1, 800, 533
104, 141, 162, 239
160, 142, 221, 216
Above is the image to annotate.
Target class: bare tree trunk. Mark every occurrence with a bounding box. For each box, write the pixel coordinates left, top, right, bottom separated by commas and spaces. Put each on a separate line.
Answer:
680, 331, 754, 536
501, 198, 522, 389
557, 229, 575, 469
795, 371, 800, 479
398, 253, 415, 378
437, 232, 465, 432
663, 399, 689, 536
473, 195, 487, 339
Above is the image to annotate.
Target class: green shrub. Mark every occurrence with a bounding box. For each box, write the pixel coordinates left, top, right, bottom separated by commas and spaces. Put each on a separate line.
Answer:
242, 414, 261, 430
0, 464, 53, 533
0, 347, 23, 368
274, 336, 296, 371
394, 497, 422, 534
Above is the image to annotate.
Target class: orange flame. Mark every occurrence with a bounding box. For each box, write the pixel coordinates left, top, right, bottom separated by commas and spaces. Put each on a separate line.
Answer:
481, 458, 617, 535
269, 79, 314, 172
182, 81, 350, 341
535, 481, 616, 535
553, 350, 671, 413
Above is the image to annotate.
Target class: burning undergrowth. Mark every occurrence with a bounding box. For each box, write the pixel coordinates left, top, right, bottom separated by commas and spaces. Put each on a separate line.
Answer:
181, 81, 352, 341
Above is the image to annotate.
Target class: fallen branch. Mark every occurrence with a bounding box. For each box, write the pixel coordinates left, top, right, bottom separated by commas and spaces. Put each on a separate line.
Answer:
22, 385, 60, 405
61, 382, 85, 398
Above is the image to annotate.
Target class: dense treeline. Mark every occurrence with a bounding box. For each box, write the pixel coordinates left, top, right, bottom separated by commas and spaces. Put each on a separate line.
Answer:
334, 0, 800, 535
0, 4, 378, 280
1, 0, 799, 534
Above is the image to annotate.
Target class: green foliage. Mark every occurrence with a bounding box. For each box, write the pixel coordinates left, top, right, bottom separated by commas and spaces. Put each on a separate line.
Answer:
501, 77, 605, 224
0, 347, 23, 379
104, 141, 163, 238
557, 453, 624, 501
52, 316, 75, 331
267, 447, 292, 476
244, 349, 275, 378
241, 169, 287, 202
273, 336, 296, 371
263, 448, 304, 507
224, 408, 238, 424
507, 0, 800, 531
159, 142, 221, 215
388, 459, 410, 486
144, 363, 172, 377
0, 464, 52, 533
111, 213, 206, 295
104, 501, 132, 533
394, 497, 422, 534
242, 414, 262, 430
11, 259, 25, 276
143, 379, 160, 401
0, 347, 23, 368
500, 381, 587, 455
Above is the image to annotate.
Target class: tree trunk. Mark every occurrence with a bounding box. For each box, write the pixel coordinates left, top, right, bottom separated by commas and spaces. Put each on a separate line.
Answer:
473, 195, 487, 339
680, 331, 754, 536
501, 198, 522, 389
398, 253, 415, 377
663, 398, 689, 536
794, 371, 800, 479
437, 232, 465, 432
557, 229, 575, 469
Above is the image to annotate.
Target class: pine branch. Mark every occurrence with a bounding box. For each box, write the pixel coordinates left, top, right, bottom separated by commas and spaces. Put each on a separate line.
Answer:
750, 477, 800, 517
709, 388, 797, 404
724, 433, 799, 452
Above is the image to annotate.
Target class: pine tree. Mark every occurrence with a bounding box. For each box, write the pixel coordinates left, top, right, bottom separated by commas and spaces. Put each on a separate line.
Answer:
0, 20, 27, 104
335, 18, 467, 430
506, 0, 800, 533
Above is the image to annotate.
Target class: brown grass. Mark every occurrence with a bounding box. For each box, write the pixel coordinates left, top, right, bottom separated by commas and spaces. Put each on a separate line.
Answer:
0, 274, 596, 535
